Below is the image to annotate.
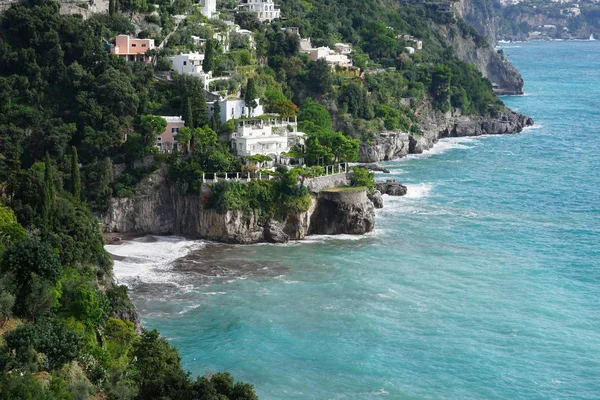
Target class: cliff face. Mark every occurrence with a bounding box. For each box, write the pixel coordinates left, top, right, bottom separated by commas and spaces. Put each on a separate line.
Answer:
451, 0, 524, 93
310, 190, 375, 235
359, 106, 533, 162
102, 170, 375, 243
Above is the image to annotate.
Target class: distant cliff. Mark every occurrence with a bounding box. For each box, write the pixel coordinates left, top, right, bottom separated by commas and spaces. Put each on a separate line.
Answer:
453, 0, 525, 93
102, 170, 375, 243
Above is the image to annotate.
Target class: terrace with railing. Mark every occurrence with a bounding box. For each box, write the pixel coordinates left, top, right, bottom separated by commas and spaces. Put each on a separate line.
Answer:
201, 163, 348, 184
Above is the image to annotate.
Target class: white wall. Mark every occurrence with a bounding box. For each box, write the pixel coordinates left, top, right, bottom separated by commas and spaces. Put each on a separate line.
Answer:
209, 98, 264, 124
200, 0, 216, 18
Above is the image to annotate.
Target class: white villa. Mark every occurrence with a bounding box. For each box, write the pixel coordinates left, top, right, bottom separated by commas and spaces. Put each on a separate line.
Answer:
199, 0, 216, 19
230, 117, 305, 162
238, 0, 281, 22
397, 34, 423, 50
170, 53, 212, 90
299, 38, 353, 68
208, 95, 264, 124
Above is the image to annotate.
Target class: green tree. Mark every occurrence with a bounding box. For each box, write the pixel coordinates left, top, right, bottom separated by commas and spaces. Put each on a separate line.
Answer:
203, 39, 217, 73
132, 329, 191, 400
1, 238, 61, 318
42, 153, 56, 233
0, 205, 26, 253
70, 146, 81, 201
307, 59, 332, 95
210, 100, 221, 132
4, 319, 83, 370
298, 98, 332, 133
350, 166, 375, 193
140, 115, 167, 147
176, 126, 193, 154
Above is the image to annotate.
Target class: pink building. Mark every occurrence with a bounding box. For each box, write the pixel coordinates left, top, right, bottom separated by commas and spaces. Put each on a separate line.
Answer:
156, 116, 185, 153
110, 35, 155, 63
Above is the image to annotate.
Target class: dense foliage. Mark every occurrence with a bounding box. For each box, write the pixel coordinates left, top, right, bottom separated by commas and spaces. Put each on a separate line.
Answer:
0, 1, 257, 398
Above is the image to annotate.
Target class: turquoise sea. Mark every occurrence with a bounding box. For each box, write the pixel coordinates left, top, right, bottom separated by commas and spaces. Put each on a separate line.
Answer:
107, 41, 600, 399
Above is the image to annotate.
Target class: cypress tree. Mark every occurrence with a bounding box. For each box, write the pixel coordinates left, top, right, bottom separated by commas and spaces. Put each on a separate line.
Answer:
195, 88, 209, 127
71, 146, 81, 201
202, 40, 216, 73
244, 78, 259, 114
42, 153, 55, 233
210, 101, 221, 132
183, 97, 194, 128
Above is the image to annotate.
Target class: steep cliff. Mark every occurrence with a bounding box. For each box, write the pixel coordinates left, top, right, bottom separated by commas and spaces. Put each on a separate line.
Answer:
451, 0, 524, 93
310, 189, 375, 235
102, 169, 375, 243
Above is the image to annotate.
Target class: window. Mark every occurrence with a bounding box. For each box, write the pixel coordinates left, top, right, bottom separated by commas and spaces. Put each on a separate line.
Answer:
132, 44, 137, 47
172, 128, 179, 133
142, 44, 147, 47
183, 61, 187, 66
231, 107, 234, 116
156, 137, 162, 142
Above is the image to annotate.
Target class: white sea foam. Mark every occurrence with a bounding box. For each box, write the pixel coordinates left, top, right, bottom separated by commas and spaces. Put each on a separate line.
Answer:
105, 236, 203, 287
522, 123, 543, 131
405, 137, 478, 160
403, 183, 433, 199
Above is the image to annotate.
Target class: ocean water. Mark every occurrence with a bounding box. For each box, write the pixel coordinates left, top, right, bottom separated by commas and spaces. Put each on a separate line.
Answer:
107, 41, 600, 399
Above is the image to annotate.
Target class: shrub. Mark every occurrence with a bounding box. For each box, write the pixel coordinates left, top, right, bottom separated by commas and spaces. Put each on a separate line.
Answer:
350, 167, 375, 194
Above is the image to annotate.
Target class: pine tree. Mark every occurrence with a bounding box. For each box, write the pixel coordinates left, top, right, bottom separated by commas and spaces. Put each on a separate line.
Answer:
70, 146, 81, 201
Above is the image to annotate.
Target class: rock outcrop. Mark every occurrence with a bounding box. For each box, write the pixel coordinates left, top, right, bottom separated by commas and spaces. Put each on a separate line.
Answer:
360, 107, 534, 162
310, 189, 375, 235
359, 132, 410, 163
375, 180, 408, 196
102, 170, 375, 244
368, 191, 384, 209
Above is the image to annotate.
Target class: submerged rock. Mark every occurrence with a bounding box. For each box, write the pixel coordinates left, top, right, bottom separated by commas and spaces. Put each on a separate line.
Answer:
375, 180, 408, 197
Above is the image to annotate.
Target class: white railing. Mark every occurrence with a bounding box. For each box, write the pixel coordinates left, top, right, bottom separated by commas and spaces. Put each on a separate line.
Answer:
200, 163, 348, 184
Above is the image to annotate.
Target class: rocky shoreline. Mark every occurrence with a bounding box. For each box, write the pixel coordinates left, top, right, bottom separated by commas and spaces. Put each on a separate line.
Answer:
359, 108, 533, 163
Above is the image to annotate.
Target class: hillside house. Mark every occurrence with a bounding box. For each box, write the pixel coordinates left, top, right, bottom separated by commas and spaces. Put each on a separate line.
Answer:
207, 91, 264, 124
110, 35, 155, 63
170, 53, 212, 90
200, 0, 216, 18
238, 0, 281, 22
230, 117, 304, 162
156, 116, 185, 153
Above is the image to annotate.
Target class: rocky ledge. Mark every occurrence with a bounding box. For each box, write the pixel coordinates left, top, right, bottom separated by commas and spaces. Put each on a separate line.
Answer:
360, 108, 534, 162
